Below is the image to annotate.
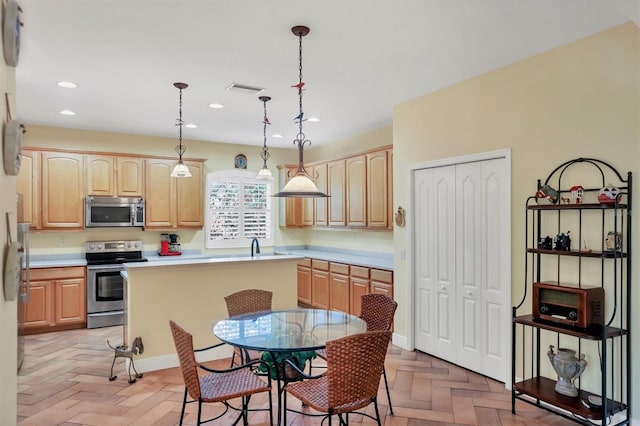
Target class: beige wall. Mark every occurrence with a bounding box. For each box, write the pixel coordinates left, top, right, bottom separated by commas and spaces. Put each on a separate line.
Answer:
126, 258, 299, 365
0, 54, 17, 424
393, 22, 639, 411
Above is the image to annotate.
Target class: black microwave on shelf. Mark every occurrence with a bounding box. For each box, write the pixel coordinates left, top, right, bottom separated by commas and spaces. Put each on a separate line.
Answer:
85, 196, 145, 228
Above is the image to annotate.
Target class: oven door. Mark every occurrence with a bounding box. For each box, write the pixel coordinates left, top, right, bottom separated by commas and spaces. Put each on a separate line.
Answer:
87, 264, 124, 328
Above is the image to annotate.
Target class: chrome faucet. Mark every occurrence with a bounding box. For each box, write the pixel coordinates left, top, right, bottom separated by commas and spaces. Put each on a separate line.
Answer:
251, 238, 261, 257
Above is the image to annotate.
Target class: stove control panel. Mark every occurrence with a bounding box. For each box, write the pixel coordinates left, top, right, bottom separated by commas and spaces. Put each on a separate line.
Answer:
86, 240, 143, 253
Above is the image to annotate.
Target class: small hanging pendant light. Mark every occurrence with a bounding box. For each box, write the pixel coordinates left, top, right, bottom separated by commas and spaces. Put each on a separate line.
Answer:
170, 82, 192, 178
273, 25, 328, 198
256, 95, 273, 180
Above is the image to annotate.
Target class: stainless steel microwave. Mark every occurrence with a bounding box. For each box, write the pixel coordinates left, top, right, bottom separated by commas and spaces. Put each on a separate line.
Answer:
85, 196, 145, 227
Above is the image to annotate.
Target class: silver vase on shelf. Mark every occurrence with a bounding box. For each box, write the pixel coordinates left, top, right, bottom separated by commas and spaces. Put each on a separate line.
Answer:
547, 345, 588, 397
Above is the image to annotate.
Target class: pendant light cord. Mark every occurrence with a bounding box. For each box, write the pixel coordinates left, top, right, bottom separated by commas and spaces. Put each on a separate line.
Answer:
294, 29, 310, 176
261, 98, 270, 165
175, 84, 186, 158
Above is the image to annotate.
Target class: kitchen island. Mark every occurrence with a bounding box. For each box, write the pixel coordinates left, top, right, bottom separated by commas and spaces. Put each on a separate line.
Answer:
123, 254, 302, 372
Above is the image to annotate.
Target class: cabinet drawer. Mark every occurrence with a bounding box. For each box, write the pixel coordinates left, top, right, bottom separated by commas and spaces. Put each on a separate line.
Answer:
350, 266, 369, 279
330, 262, 349, 275
370, 268, 392, 284
311, 260, 329, 271
298, 258, 311, 268
29, 266, 85, 281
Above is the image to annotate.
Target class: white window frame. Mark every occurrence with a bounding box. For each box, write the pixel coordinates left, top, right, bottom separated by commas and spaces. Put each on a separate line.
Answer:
205, 169, 274, 248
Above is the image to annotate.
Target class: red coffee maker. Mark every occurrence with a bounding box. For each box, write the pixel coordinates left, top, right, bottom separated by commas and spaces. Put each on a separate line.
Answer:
159, 233, 181, 256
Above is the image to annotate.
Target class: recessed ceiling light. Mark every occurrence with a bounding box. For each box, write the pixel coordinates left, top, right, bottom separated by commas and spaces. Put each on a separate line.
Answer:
57, 81, 77, 88
208, 103, 224, 109
185, 123, 197, 129
59, 110, 76, 116
308, 117, 320, 122
272, 134, 283, 138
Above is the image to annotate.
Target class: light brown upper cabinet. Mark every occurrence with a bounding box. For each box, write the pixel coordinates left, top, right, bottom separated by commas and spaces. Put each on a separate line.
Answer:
41, 151, 85, 229
87, 155, 144, 197
302, 165, 315, 226
277, 165, 304, 227
145, 158, 204, 229
328, 159, 346, 226
278, 145, 392, 230
366, 150, 389, 228
314, 162, 328, 226
346, 155, 366, 227
16, 149, 40, 229
387, 149, 393, 230
176, 160, 203, 228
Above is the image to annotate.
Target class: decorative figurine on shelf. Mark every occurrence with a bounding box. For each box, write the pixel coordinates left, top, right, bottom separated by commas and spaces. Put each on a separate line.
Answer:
548, 345, 588, 397
535, 184, 559, 204
560, 197, 571, 205
538, 236, 553, 250
598, 184, 621, 204
569, 185, 584, 204
604, 231, 622, 252
554, 231, 571, 251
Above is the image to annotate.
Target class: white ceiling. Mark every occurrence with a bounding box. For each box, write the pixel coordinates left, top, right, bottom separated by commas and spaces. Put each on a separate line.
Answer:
15, 0, 637, 149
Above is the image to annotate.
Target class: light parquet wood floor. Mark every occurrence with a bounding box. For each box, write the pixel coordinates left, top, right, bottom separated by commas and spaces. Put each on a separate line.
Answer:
17, 326, 576, 426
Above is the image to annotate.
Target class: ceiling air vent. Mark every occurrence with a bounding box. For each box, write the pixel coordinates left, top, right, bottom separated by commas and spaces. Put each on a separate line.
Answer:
226, 83, 265, 95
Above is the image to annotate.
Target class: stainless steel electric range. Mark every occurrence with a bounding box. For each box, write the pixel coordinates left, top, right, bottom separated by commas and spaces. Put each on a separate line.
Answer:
85, 240, 147, 329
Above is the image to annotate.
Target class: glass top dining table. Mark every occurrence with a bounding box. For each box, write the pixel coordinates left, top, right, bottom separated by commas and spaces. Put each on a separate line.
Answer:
213, 308, 367, 353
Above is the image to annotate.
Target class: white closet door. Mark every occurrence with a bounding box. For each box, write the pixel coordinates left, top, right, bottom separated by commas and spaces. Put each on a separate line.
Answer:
455, 161, 483, 372
478, 158, 507, 382
414, 166, 457, 361
413, 157, 508, 383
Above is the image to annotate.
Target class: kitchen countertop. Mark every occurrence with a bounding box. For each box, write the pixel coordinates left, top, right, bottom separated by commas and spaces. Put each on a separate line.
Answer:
26, 247, 393, 271
276, 247, 393, 270
125, 253, 304, 268
28, 257, 87, 268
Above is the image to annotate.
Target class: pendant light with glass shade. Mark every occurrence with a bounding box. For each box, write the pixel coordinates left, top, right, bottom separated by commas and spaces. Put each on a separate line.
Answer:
170, 82, 192, 178
256, 95, 273, 180
273, 25, 328, 197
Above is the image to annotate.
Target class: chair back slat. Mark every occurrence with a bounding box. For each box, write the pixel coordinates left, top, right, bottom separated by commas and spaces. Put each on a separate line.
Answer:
225, 289, 273, 317
326, 330, 392, 408
169, 320, 201, 400
360, 294, 397, 331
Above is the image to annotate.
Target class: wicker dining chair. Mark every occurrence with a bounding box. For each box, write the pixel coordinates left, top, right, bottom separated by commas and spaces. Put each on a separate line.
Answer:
311, 293, 398, 414
224, 289, 273, 366
224, 289, 273, 317
283, 330, 392, 425
169, 320, 273, 426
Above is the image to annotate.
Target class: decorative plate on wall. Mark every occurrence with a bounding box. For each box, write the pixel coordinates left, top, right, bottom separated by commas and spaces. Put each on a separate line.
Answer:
3, 119, 24, 175
3, 240, 21, 301
3, 0, 23, 67
234, 153, 247, 169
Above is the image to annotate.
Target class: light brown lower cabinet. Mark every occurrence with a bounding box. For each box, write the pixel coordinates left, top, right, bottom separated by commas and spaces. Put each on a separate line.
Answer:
329, 262, 350, 313
296, 259, 312, 306
23, 267, 86, 334
349, 265, 370, 317
297, 258, 393, 316
310, 260, 330, 309
370, 268, 393, 299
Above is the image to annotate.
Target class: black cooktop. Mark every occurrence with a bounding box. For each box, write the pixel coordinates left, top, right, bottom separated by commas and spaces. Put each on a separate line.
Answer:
85, 251, 148, 266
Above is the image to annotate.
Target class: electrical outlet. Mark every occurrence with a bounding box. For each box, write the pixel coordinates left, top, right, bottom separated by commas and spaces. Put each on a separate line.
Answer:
400, 248, 406, 259
59, 235, 66, 245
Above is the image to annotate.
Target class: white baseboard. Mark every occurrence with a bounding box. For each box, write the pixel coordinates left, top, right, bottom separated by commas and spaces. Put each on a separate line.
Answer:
131, 345, 233, 373
391, 332, 408, 350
